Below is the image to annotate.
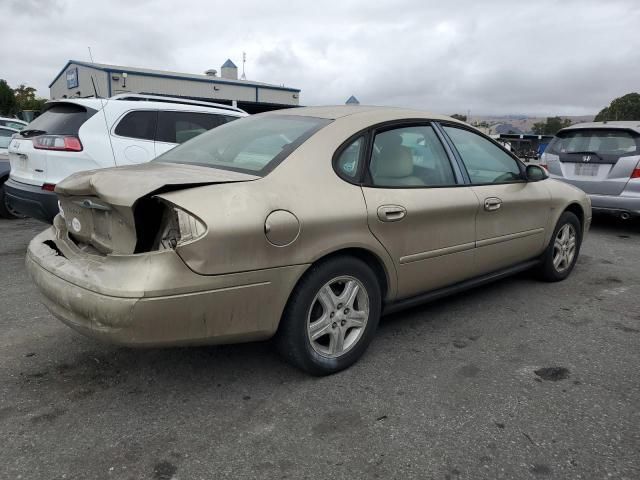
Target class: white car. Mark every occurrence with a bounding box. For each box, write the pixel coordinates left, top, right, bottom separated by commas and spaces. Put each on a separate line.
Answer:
6, 94, 247, 222
0, 117, 27, 130
0, 126, 23, 218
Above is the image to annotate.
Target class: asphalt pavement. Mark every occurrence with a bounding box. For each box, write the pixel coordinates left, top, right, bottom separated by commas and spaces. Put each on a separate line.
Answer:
1, 215, 638, 480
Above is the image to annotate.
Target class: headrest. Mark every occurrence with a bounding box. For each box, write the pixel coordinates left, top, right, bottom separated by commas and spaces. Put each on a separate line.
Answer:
374, 142, 414, 178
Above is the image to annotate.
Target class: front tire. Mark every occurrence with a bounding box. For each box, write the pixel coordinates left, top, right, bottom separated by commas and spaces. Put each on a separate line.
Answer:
275, 256, 382, 375
537, 211, 582, 282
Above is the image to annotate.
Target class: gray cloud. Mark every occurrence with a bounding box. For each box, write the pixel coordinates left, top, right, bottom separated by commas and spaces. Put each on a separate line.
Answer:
2, 0, 639, 115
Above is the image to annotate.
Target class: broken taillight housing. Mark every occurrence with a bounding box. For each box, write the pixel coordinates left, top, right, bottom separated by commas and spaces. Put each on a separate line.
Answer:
157, 205, 206, 250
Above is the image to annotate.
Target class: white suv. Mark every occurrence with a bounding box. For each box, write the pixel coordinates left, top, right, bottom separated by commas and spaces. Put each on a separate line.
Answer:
6, 94, 247, 222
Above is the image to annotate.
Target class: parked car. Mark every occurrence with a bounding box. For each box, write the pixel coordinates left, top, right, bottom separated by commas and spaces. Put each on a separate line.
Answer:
541, 121, 640, 219
26, 106, 590, 375
0, 117, 27, 130
6, 94, 247, 222
0, 126, 25, 219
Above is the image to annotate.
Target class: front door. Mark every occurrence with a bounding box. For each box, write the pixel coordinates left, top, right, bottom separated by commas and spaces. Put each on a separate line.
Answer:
441, 125, 551, 274
359, 124, 479, 299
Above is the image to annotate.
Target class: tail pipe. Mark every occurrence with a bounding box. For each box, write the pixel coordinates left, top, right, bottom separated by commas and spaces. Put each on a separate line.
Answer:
620, 212, 631, 221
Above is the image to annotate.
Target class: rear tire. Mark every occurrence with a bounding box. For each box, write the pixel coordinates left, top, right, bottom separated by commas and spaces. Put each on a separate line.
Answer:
0, 183, 25, 220
536, 211, 582, 282
275, 256, 381, 375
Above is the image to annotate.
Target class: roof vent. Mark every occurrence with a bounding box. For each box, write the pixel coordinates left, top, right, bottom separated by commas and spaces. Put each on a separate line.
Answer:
204, 69, 217, 77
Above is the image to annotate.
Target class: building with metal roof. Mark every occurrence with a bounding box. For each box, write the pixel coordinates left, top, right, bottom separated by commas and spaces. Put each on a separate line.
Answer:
49, 59, 301, 113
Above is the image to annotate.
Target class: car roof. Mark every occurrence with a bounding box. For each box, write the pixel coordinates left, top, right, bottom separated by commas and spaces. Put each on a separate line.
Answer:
45, 97, 247, 116
0, 116, 27, 124
560, 121, 640, 135
266, 105, 465, 124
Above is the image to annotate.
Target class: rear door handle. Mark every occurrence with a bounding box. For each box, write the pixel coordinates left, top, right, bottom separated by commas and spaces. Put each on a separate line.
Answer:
484, 197, 502, 211
377, 205, 407, 222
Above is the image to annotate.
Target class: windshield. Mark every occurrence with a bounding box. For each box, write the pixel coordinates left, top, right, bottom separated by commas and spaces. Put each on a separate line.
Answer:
154, 114, 331, 175
548, 129, 639, 156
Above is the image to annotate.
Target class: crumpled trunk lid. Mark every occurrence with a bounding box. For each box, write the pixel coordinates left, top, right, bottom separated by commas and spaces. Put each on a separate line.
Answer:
55, 162, 258, 254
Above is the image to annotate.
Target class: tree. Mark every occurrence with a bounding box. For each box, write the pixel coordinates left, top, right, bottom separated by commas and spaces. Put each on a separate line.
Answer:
531, 116, 572, 135
594, 92, 640, 121
0, 79, 17, 116
451, 113, 467, 122
13, 84, 47, 112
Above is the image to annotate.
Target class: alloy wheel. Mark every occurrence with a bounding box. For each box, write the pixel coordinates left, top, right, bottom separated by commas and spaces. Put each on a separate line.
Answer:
306, 276, 370, 358
552, 224, 577, 273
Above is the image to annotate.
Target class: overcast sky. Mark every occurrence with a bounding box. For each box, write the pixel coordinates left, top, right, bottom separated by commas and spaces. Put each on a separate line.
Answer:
3, 0, 639, 116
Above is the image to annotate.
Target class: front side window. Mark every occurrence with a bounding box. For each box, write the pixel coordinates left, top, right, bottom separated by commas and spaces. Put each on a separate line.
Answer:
114, 110, 157, 141
369, 125, 456, 187
443, 126, 523, 184
154, 114, 331, 175
156, 111, 234, 144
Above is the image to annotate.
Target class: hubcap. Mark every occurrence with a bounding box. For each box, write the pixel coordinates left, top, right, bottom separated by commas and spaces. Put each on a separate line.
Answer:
306, 276, 370, 358
552, 224, 577, 273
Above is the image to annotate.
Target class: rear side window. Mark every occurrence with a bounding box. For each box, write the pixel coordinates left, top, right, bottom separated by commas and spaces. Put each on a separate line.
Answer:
335, 136, 364, 179
444, 126, 523, 184
370, 125, 456, 187
156, 111, 233, 144
22, 103, 95, 135
0, 120, 25, 130
114, 110, 157, 141
548, 129, 639, 156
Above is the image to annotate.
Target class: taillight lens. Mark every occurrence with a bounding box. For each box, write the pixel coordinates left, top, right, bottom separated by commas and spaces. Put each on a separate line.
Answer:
33, 135, 83, 152
632, 161, 640, 179
42, 183, 56, 192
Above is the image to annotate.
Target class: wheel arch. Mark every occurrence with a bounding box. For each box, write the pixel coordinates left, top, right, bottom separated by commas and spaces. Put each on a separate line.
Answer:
564, 202, 585, 232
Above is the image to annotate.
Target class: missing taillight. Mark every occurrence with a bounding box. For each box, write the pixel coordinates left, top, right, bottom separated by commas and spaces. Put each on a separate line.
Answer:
133, 197, 206, 253
33, 135, 83, 152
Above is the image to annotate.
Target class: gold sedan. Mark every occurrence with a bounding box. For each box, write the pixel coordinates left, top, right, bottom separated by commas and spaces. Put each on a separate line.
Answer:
26, 106, 591, 375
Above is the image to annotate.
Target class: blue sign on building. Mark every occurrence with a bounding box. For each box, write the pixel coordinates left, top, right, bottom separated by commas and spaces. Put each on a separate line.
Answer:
66, 67, 79, 89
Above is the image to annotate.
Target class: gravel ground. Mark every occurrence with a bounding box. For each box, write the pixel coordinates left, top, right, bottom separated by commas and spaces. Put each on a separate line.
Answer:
1, 215, 638, 480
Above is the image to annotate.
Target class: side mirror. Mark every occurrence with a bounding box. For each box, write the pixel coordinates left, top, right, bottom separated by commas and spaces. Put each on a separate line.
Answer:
526, 164, 549, 182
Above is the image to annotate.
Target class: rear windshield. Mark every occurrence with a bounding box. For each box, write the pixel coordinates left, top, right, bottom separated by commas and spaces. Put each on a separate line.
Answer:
154, 114, 331, 175
20, 103, 96, 136
548, 129, 639, 156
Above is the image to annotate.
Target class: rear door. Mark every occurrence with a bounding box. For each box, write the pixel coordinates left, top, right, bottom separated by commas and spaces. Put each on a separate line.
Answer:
154, 111, 235, 156
110, 110, 157, 165
441, 124, 550, 275
358, 123, 479, 299
545, 128, 640, 195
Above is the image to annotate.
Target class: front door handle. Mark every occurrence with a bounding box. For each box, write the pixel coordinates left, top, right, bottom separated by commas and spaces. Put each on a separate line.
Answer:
378, 205, 407, 222
484, 197, 502, 212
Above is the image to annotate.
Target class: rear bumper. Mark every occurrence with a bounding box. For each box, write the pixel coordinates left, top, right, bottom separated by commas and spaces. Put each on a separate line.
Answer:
589, 193, 640, 216
4, 178, 58, 223
26, 225, 307, 347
